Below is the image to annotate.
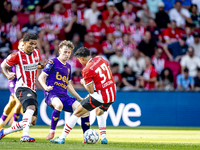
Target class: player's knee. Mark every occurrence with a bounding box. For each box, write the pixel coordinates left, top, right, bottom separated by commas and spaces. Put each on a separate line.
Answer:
55, 103, 63, 111
27, 105, 36, 111
96, 108, 104, 116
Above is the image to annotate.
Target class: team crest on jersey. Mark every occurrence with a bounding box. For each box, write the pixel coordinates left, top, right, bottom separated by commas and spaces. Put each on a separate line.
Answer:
46, 64, 51, 69
91, 60, 95, 62
48, 60, 53, 64
34, 56, 39, 61
27, 93, 32, 97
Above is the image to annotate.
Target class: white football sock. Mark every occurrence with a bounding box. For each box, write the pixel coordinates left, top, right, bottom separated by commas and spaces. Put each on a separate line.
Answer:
12, 121, 18, 126
4, 121, 23, 135
60, 115, 79, 139
50, 129, 55, 133
22, 109, 34, 136
0, 118, 3, 124
97, 113, 107, 139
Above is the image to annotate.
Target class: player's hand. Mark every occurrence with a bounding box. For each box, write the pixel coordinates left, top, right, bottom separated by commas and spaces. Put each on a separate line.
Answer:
43, 59, 48, 66
80, 79, 85, 86
7, 72, 15, 80
45, 86, 53, 91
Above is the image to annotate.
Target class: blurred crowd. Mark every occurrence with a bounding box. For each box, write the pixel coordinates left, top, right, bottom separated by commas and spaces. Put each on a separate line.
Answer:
0, 0, 200, 91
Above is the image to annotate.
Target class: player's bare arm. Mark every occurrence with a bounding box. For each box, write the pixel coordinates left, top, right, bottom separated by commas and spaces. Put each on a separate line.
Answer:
38, 71, 53, 91
1, 60, 15, 80
80, 79, 94, 94
37, 59, 48, 69
67, 81, 83, 101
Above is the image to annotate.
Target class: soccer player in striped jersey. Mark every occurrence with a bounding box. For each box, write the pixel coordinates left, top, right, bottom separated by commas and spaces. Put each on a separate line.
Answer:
0, 33, 46, 142
0, 39, 23, 129
50, 47, 117, 144
38, 40, 90, 141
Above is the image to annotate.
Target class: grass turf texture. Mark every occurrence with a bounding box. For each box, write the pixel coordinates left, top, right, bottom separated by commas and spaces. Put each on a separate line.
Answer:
0, 126, 200, 150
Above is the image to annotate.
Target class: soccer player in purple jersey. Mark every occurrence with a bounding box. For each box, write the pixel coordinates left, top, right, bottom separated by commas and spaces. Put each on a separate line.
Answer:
0, 40, 23, 128
38, 40, 90, 141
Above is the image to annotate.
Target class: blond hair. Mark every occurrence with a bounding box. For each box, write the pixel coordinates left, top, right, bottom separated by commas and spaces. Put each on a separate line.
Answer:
59, 40, 74, 50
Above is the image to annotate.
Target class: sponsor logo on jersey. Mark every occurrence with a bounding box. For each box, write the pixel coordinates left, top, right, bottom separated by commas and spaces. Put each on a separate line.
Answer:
23, 64, 38, 71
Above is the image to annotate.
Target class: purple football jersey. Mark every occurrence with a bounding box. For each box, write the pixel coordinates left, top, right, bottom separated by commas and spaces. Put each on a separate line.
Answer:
43, 58, 71, 97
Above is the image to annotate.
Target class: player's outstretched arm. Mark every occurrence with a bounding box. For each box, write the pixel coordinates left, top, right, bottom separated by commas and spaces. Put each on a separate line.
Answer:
37, 60, 48, 69
1, 60, 15, 80
67, 81, 83, 101
38, 71, 53, 91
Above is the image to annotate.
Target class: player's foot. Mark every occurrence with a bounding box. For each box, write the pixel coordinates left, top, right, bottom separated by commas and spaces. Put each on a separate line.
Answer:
0, 124, 3, 129
50, 137, 65, 144
100, 138, 108, 144
0, 129, 5, 140
20, 136, 35, 142
46, 132, 55, 140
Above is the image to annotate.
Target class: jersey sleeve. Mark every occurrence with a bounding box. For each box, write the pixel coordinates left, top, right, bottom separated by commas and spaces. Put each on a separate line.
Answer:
6, 52, 19, 67
36, 49, 41, 62
82, 68, 93, 86
43, 59, 55, 75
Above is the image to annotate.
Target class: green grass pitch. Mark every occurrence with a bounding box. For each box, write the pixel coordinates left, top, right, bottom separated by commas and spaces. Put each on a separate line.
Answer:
0, 126, 200, 150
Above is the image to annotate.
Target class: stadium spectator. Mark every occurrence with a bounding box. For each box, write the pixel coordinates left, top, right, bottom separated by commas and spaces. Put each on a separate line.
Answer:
89, 14, 107, 43
180, 46, 200, 77
108, 15, 127, 39
71, 33, 83, 53
137, 4, 155, 27
129, 0, 147, 13
64, 1, 84, 25
102, 1, 120, 26
31, 3, 45, 25
113, 0, 124, 12
84, 1, 100, 29
190, 32, 200, 58
138, 56, 157, 90
4, 14, 21, 44
37, 30, 46, 54
147, 0, 162, 13
2, 2, 16, 24
138, 31, 157, 58
110, 46, 127, 73
155, 1, 170, 29
11, 30, 22, 52
21, 14, 41, 35
163, 36, 188, 61
158, 68, 174, 91
110, 63, 122, 90
121, 2, 136, 27
121, 64, 138, 91
168, 1, 192, 28
50, 3, 65, 29
185, 27, 194, 46
52, 39, 60, 57
41, 41, 55, 60
6, 0, 23, 12
64, 12, 86, 42
61, 0, 73, 10
102, 33, 115, 59
192, 0, 200, 13
194, 68, 200, 91
116, 33, 135, 59
0, 32, 12, 59
128, 17, 146, 44
84, 32, 102, 55
95, 0, 108, 11
152, 47, 166, 75
177, 67, 194, 91
190, 4, 200, 29
0, 17, 5, 37
128, 48, 146, 77
71, 66, 85, 90
163, 21, 183, 44
146, 18, 162, 43
40, 13, 60, 43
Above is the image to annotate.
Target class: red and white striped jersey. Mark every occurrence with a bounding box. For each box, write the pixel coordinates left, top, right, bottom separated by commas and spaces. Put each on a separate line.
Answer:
82, 56, 116, 103
128, 25, 145, 44
117, 42, 135, 59
89, 23, 107, 42
64, 9, 84, 24
7, 0, 22, 12
102, 40, 115, 53
108, 23, 127, 37
62, 0, 73, 9
121, 10, 136, 21
5, 23, 21, 43
40, 23, 59, 42
5, 49, 41, 92
50, 12, 65, 29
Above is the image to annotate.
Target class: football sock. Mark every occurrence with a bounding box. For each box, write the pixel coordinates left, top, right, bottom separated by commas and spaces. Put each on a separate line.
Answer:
97, 114, 106, 139
51, 109, 61, 131
4, 121, 23, 135
81, 116, 90, 133
60, 115, 78, 139
0, 113, 8, 123
22, 109, 34, 136
13, 113, 20, 122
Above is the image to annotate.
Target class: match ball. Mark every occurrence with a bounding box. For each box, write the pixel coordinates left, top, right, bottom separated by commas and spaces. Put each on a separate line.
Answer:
84, 129, 99, 144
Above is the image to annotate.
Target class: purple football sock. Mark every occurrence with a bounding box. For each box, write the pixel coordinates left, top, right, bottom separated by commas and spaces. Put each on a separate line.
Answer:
81, 116, 90, 133
1, 114, 7, 121
51, 109, 61, 130
13, 113, 20, 121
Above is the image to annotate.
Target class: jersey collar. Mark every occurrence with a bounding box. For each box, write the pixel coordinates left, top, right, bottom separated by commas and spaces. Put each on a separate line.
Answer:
86, 58, 92, 66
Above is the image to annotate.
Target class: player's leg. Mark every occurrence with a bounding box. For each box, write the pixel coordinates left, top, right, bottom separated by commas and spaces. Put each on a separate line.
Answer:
96, 102, 112, 144
12, 98, 22, 126
46, 97, 63, 140
72, 101, 90, 134
0, 96, 16, 128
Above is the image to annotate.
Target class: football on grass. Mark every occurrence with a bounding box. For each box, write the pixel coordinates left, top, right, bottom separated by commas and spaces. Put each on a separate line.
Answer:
84, 129, 99, 144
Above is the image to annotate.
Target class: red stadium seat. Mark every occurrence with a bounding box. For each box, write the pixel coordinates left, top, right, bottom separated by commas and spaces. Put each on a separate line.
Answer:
17, 13, 29, 27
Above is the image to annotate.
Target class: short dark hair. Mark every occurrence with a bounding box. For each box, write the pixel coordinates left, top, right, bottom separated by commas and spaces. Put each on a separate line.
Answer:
183, 67, 189, 72
175, 0, 182, 5
74, 47, 90, 58
23, 33, 37, 42
112, 63, 119, 67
